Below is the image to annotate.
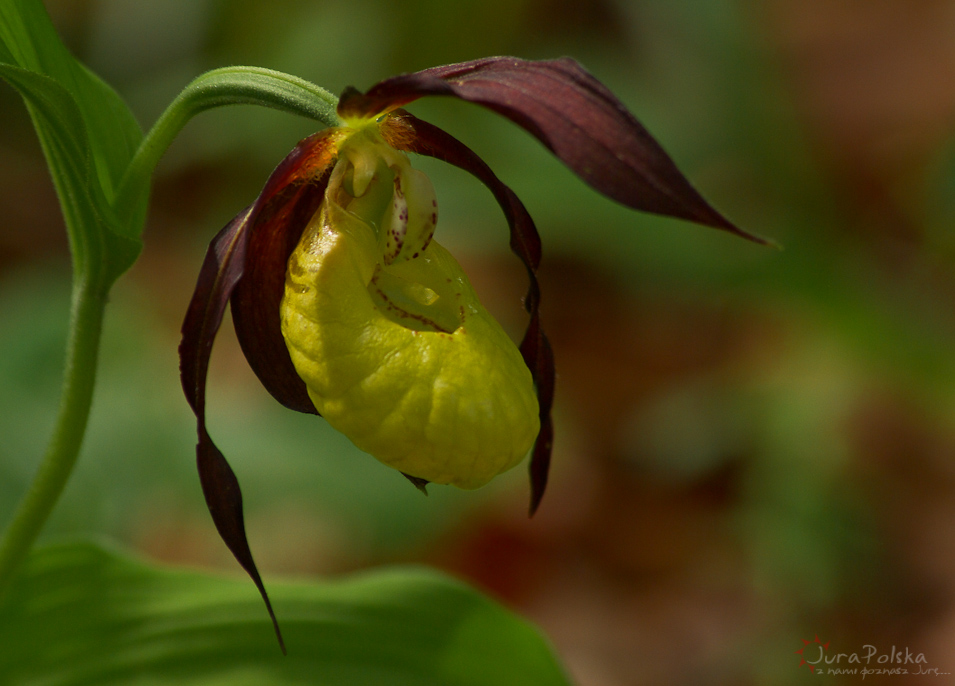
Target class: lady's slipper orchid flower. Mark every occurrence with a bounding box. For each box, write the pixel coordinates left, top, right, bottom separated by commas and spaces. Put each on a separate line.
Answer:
179, 56, 766, 648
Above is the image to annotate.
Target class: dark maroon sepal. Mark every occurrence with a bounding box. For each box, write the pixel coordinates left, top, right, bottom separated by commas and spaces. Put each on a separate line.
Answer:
179, 131, 340, 651
232, 132, 342, 414
387, 113, 556, 515
342, 57, 768, 243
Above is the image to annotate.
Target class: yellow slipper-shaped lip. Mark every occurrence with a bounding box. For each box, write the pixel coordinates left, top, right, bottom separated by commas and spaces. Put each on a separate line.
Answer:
282, 194, 540, 489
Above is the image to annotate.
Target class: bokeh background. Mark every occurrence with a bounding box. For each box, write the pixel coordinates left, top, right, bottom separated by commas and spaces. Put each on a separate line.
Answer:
3, 0, 955, 683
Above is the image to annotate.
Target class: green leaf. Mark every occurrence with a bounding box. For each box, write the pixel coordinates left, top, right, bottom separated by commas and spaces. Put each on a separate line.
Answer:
0, 542, 572, 686
0, 62, 140, 281
0, 0, 142, 199
0, 0, 144, 282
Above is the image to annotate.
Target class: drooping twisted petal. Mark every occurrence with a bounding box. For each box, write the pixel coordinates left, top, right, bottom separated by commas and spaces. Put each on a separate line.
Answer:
179, 130, 341, 651
340, 56, 767, 243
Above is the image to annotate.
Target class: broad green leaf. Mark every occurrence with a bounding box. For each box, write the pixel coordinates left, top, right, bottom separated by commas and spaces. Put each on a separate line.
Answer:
0, 0, 145, 285
75, 61, 144, 205
0, 0, 142, 200
0, 542, 572, 686
0, 62, 140, 281
0, 29, 13, 63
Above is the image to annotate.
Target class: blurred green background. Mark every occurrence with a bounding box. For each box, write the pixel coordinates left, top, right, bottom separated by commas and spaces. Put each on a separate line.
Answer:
2, 0, 955, 683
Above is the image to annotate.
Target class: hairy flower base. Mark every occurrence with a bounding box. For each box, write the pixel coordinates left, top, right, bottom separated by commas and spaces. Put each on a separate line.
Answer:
282, 198, 540, 488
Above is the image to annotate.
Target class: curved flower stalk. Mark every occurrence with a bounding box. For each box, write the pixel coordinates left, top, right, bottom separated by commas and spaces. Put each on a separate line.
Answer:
179, 56, 767, 649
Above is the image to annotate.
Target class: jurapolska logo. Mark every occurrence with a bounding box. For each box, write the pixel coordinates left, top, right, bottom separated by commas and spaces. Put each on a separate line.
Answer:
796, 635, 951, 677
796, 635, 829, 673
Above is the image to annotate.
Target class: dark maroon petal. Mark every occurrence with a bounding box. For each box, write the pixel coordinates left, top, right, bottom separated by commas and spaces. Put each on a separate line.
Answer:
529, 418, 554, 517
521, 310, 555, 517
342, 56, 767, 243
231, 173, 329, 415
196, 422, 286, 654
179, 210, 285, 652
180, 213, 249, 424
232, 130, 342, 414
179, 130, 340, 652
384, 113, 556, 515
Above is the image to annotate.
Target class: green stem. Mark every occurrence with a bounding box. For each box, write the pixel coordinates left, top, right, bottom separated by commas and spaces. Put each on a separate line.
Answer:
114, 66, 342, 228
0, 65, 341, 594
0, 275, 106, 594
